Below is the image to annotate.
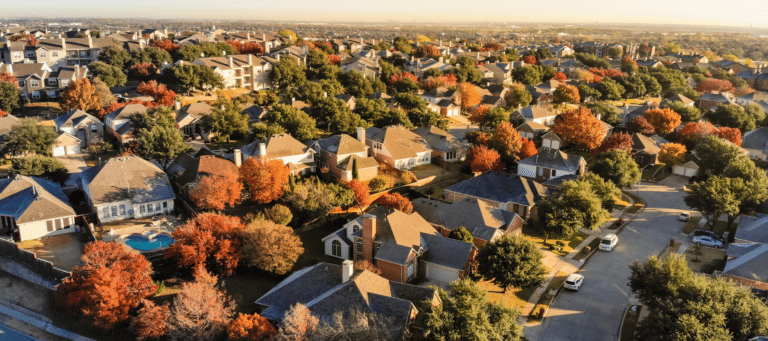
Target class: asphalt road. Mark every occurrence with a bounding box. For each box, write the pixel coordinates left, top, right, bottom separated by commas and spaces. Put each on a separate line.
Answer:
530, 182, 690, 341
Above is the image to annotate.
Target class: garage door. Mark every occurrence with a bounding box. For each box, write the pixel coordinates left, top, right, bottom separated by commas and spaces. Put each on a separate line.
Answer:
426, 263, 459, 284
684, 168, 697, 177
66, 145, 80, 155
672, 166, 684, 176
52, 146, 66, 156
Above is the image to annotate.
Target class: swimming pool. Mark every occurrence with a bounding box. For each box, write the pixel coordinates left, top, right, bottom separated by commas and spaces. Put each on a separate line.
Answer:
120, 232, 175, 251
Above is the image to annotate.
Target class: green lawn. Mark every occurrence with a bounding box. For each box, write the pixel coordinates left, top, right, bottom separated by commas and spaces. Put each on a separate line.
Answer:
682, 217, 729, 237
529, 271, 567, 321
523, 225, 589, 257
681, 217, 703, 234
620, 305, 642, 341
572, 237, 602, 261
684, 244, 727, 274
477, 280, 536, 311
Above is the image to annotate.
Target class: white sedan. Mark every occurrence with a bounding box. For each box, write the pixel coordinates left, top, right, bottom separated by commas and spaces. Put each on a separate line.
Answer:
563, 273, 584, 291
693, 235, 724, 249
599, 234, 619, 251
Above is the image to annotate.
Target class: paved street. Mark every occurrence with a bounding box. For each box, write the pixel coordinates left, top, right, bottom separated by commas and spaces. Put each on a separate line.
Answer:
526, 182, 691, 341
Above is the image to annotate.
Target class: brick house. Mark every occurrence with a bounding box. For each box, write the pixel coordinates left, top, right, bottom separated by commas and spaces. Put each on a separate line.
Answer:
412, 126, 467, 162
445, 171, 547, 220
699, 92, 737, 112
310, 129, 380, 182
364, 126, 432, 170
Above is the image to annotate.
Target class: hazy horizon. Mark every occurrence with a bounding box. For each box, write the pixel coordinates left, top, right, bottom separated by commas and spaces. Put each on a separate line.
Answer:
4, 0, 767, 29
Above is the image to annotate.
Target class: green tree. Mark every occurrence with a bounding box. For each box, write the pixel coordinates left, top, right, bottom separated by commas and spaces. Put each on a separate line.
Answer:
392, 77, 420, 94
481, 107, 510, 130
89, 61, 127, 87
589, 150, 641, 188
203, 98, 249, 140
130, 47, 172, 68
306, 48, 327, 71
98, 46, 131, 69
262, 104, 317, 141
162, 63, 224, 94
448, 226, 473, 244
638, 73, 662, 97
477, 234, 547, 293
394, 93, 447, 130
426, 279, 524, 341
343, 70, 374, 98
250, 122, 287, 141
721, 157, 768, 241
607, 47, 622, 59
665, 101, 701, 123
504, 48, 520, 61
318, 64, 341, 81
511, 65, 542, 85
596, 78, 626, 100
574, 52, 611, 69
268, 58, 306, 91
684, 175, 739, 228
584, 101, 622, 125
1, 118, 57, 157
392, 36, 412, 54
132, 107, 190, 171
615, 74, 646, 98
709, 104, 764, 132
378, 60, 400, 82
694, 135, 745, 175
537, 179, 611, 242
0, 81, 21, 113
504, 85, 532, 109
10, 156, 69, 185
577, 172, 621, 209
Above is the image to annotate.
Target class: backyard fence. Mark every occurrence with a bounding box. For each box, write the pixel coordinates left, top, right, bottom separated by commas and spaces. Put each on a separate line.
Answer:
0, 238, 71, 284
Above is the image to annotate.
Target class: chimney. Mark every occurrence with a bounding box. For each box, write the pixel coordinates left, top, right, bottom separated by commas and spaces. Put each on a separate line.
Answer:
222, 50, 227, 56
487, 51, 491, 57
276, 54, 280, 61
248, 54, 252, 65
246, 32, 250, 40
323, 91, 327, 98
476, 51, 480, 59
595, 113, 601, 121
234, 149, 242, 167
342, 260, 353, 283
227, 56, 233, 68
291, 97, 295, 104
362, 214, 377, 262
174, 101, 181, 110
61, 37, 66, 49
200, 52, 205, 58
357, 127, 366, 143
372, 38, 376, 45
262, 33, 265, 41
259, 142, 267, 157
87, 35, 92, 48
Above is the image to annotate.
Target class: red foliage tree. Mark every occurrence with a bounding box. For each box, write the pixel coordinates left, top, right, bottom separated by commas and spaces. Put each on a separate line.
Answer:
226, 39, 265, 55
421, 74, 457, 91
658, 143, 687, 165
416, 45, 441, 58
553, 84, 580, 104
347, 179, 370, 209
57, 241, 156, 329
0, 73, 19, 88
591, 132, 633, 156
189, 173, 243, 211
375, 192, 413, 214
627, 116, 656, 135
137, 80, 176, 107
387, 72, 419, 86
696, 78, 735, 93
129, 62, 159, 79
518, 138, 538, 160
523, 55, 537, 65
456, 82, 482, 111
467, 145, 503, 173
717, 126, 742, 146
589, 68, 625, 78
239, 158, 290, 204
227, 313, 277, 341
643, 108, 681, 134
164, 213, 245, 276
326, 54, 341, 65
482, 43, 503, 52
151, 39, 178, 52
677, 122, 718, 144
468, 105, 489, 126
552, 107, 606, 150
552, 72, 567, 81
130, 299, 170, 341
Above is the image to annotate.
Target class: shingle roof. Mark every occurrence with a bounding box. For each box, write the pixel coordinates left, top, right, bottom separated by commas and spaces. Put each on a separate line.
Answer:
412, 197, 508, 242
742, 127, 768, 153
518, 105, 558, 120
420, 234, 474, 270
241, 133, 312, 159
0, 114, 21, 138
0, 175, 75, 224
445, 171, 547, 206
105, 103, 148, 122
336, 155, 379, 171
168, 151, 239, 189
179, 102, 213, 118
661, 94, 694, 106
316, 134, 367, 155
365, 126, 431, 160
736, 214, 768, 244
412, 126, 465, 153
519, 147, 584, 173
374, 243, 413, 265
79, 156, 175, 205
53, 109, 102, 130
632, 133, 660, 154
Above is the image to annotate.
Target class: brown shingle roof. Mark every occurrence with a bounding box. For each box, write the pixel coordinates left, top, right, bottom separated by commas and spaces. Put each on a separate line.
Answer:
366, 126, 431, 160
79, 156, 175, 205
0, 175, 75, 224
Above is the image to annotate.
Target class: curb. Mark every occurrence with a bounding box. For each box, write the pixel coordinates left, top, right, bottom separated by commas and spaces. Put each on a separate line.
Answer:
617, 304, 634, 341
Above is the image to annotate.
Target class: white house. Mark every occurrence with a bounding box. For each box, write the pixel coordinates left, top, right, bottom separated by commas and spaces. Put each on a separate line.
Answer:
364, 126, 432, 170
0, 175, 78, 241
52, 109, 104, 148
239, 134, 316, 177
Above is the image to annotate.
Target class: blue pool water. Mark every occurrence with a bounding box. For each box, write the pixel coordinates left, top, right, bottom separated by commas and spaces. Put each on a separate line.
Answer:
124, 234, 175, 251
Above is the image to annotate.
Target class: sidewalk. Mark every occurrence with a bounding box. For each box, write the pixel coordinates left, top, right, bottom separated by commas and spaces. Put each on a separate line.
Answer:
0, 300, 96, 341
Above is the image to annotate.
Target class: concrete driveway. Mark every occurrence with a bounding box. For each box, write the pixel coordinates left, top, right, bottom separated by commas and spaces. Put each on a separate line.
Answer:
526, 183, 691, 341
57, 154, 89, 173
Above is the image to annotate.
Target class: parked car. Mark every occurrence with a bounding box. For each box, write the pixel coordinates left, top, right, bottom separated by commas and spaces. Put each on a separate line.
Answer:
678, 212, 691, 221
563, 274, 584, 291
599, 234, 619, 251
692, 235, 724, 248
692, 230, 725, 243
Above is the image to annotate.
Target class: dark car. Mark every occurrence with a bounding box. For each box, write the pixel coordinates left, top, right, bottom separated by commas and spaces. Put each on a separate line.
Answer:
692, 229, 725, 243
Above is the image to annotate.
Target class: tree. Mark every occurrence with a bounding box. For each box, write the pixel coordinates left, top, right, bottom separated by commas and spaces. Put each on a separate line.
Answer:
151, 39, 178, 52
130, 300, 170, 341
392, 36, 413, 54
512, 65, 542, 85
709, 103, 764, 132
574, 52, 611, 69
537, 179, 610, 242
658, 143, 687, 165
132, 107, 190, 172
137, 80, 177, 107
89, 61, 127, 87
522, 55, 537, 65
167, 268, 235, 341
203, 98, 249, 139
620, 55, 638, 74
164, 213, 245, 276
576, 84, 602, 102
450, 63, 483, 84
313, 308, 404, 341
591, 131, 632, 156
448, 226, 473, 243
129, 62, 159, 81
694, 135, 745, 175
130, 47, 172, 68
477, 234, 546, 293
92, 78, 116, 108
665, 100, 700, 123
375, 192, 413, 214
269, 58, 306, 91
189, 173, 243, 211
61, 78, 100, 112
274, 303, 319, 341
162, 63, 224, 94
227, 313, 277, 341
504, 84, 532, 109
10, 156, 69, 185
284, 178, 352, 222
584, 101, 621, 125
629, 254, 768, 341
0, 78, 20, 105
455, 82, 481, 111
721, 157, 768, 242
353, 260, 382, 275
596, 78, 626, 100
241, 219, 303, 275
394, 93, 448, 130
552, 107, 606, 150
489, 122, 522, 162
481, 107, 510, 131
695, 78, 735, 93
590, 150, 641, 188
57, 241, 156, 329
262, 104, 317, 141
518, 138, 537, 160
626, 116, 655, 135
0, 118, 57, 157
643, 108, 681, 134
347, 179, 370, 210
427, 279, 524, 341
415, 44, 440, 58
467, 145, 503, 173
577, 172, 621, 208
552, 72, 567, 81
99, 46, 131, 69
553, 84, 580, 104
240, 158, 289, 204
716, 126, 742, 146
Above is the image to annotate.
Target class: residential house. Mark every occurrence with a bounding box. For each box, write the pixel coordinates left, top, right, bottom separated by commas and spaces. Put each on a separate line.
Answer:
711, 60, 749, 75
254, 260, 439, 338
193, 54, 273, 90
575, 41, 607, 57
412, 126, 467, 162
51, 133, 81, 156
484, 63, 513, 84
1, 37, 142, 67
175, 101, 214, 140
403, 56, 451, 79
741, 127, 768, 161
412, 197, 524, 247
517, 133, 586, 182
0, 62, 89, 100
0, 175, 77, 241
548, 45, 574, 58
421, 87, 460, 107
0, 114, 21, 142
339, 57, 379, 79
368, 91, 393, 104
671, 154, 703, 178
699, 92, 737, 112
166, 148, 239, 197
736, 91, 768, 107
311, 130, 379, 182
724, 214, 768, 283
321, 207, 475, 284
660, 94, 695, 108
364, 126, 432, 170
516, 121, 550, 142
76, 156, 175, 223
444, 171, 547, 220
636, 58, 663, 68
631, 133, 660, 166
335, 94, 356, 110
53, 109, 104, 149
511, 105, 559, 126
557, 59, 583, 73
620, 104, 657, 125
104, 103, 148, 144
269, 45, 309, 65
239, 134, 316, 177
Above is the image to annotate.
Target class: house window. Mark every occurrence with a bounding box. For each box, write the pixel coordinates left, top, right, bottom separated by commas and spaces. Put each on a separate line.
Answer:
332, 240, 342, 257
46, 220, 54, 232
148, 204, 153, 213
55, 219, 62, 230
352, 224, 360, 233
91, 124, 98, 132
156, 203, 162, 212
537, 167, 543, 176
31, 91, 40, 99
407, 263, 414, 280
111, 206, 118, 217
48, 90, 56, 98
60, 80, 69, 87
63, 217, 70, 228
48, 79, 57, 85
102, 207, 109, 218
18, 80, 25, 87
356, 239, 363, 253
119, 205, 126, 216
139, 205, 146, 214
163, 201, 168, 208
26, 52, 35, 58
52, 52, 58, 57
13, 52, 21, 58
40, 51, 47, 57
551, 170, 557, 177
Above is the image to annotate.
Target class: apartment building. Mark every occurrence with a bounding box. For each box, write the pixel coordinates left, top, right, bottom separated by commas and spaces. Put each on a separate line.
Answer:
192, 54, 273, 90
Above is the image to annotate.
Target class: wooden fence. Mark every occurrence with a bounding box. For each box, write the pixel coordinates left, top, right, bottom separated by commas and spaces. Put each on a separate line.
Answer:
0, 238, 71, 284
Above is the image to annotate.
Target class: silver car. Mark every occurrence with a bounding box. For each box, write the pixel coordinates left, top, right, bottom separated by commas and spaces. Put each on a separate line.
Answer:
563, 274, 584, 291
692, 235, 724, 248
599, 234, 619, 251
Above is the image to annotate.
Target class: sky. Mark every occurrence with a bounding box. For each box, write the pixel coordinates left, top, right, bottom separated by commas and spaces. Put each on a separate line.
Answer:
4, 0, 768, 28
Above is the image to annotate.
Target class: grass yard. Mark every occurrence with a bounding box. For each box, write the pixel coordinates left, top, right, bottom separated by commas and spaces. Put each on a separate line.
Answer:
292, 217, 348, 271
682, 218, 729, 237
222, 272, 281, 314
205, 139, 250, 151
477, 280, 537, 312
410, 164, 449, 179
684, 244, 727, 274
17, 233, 85, 271
528, 271, 567, 322
620, 305, 642, 341
660, 241, 682, 260
681, 216, 703, 234
523, 225, 589, 257
572, 237, 602, 261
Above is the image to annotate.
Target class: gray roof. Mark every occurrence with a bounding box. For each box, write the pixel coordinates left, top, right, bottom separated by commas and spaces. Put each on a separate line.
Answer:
420, 234, 474, 270
53, 109, 102, 130
412, 197, 513, 242
518, 105, 557, 120
79, 156, 175, 206
412, 126, 466, 153
742, 127, 768, 153
375, 243, 413, 265
0, 114, 20, 138
736, 214, 768, 244
518, 147, 585, 173
542, 174, 580, 188
316, 134, 367, 155
445, 171, 547, 206
105, 103, 148, 122
0, 175, 75, 224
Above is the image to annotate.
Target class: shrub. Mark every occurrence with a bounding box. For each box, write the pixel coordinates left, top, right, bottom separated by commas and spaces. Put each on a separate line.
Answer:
369, 175, 395, 192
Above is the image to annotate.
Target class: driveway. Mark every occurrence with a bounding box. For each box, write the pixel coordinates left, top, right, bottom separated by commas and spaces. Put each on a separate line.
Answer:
526, 183, 691, 341
57, 154, 88, 173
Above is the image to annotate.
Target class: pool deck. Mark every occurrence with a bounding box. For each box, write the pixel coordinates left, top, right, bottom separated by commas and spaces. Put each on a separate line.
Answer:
101, 218, 178, 243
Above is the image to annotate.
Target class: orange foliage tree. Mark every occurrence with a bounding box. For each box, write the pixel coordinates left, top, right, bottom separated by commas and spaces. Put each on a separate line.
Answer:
658, 143, 687, 165
137, 80, 177, 107
627, 116, 655, 135
166, 267, 235, 341
387, 72, 418, 86
489, 122, 523, 160
643, 108, 681, 134
227, 313, 277, 341
130, 299, 170, 341
591, 131, 633, 156
523, 55, 537, 65
241, 219, 304, 275
61, 78, 101, 112
589, 68, 624, 78
416, 45, 441, 58
57, 241, 156, 329
518, 138, 538, 160
696, 78, 735, 93
421, 74, 457, 91
326, 54, 341, 65
468, 105, 489, 126
482, 43, 504, 52
347, 179, 370, 208
552, 72, 567, 81
467, 145, 503, 173
717, 126, 742, 146
276, 303, 319, 340
375, 192, 413, 213
239, 158, 290, 204
553, 84, 580, 104
226, 39, 265, 55
128, 63, 159, 80
456, 82, 481, 111
165, 213, 245, 276
151, 39, 178, 52
552, 107, 606, 150
0, 73, 19, 87
677, 122, 718, 145
189, 173, 243, 211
